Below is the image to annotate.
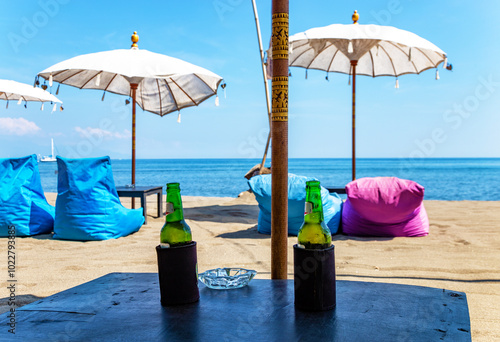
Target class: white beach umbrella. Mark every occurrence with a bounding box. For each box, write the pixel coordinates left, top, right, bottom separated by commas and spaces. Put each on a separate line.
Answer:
38, 32, 223, 188
0, 79, 62, 111
289, 11, 448, 180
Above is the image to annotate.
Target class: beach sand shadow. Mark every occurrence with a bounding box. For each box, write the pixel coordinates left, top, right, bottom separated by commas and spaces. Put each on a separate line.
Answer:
333, 234, 395, 242
31, 233, 54, 240
0, 295, 44, 314
216, 225, 269, 239
184, 204, 259, 225
30, 230, 142, 242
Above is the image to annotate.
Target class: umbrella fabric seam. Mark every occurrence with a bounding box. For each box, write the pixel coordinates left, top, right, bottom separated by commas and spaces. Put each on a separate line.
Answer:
155, 79, 162, 115
192, 73, 219, 98
56, 69, 86, 85
193, 73, 217, 92
104, 74, 118, 92
79, 71, 102, 89
385, 41, 419, 74
368, 49, 375, 77
305, 42, 334, 70
327, 49, 341, 73
162, 78, 179, 114
413, 47, 437, 67
139, 81, 144, 112
288, 42, 313, 66
377, 45, 398, 77
170, 78, 198, 106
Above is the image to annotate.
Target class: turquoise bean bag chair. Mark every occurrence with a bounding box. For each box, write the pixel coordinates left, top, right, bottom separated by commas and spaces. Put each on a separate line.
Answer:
248, 173, 343, 236
54, 156, 144, 240
0, 155, 55, 236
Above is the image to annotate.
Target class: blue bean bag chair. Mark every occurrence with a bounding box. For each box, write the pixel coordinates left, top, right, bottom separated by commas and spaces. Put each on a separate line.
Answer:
54, 156, 144, 240
248, 173, 343, 236
0, 155, 55, 236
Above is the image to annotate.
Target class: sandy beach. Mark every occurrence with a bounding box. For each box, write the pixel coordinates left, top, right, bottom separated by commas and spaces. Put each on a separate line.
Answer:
1, 192, 499, 341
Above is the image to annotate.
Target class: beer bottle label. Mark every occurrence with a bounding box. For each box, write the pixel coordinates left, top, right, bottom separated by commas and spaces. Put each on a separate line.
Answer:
304, 202, 312, 215
166, 202, 174, 214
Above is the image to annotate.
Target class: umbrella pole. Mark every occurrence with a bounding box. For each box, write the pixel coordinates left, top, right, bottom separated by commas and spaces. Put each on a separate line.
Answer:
271, 0, 289, 280
131, 83, 138, 208
351, 61, 357, 181
251, 0, 273, 175
260, 132, 271, 174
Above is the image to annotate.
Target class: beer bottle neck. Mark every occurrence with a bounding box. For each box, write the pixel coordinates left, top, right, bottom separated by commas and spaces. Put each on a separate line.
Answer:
166, 189, 184, 222
304, 185, 324, 223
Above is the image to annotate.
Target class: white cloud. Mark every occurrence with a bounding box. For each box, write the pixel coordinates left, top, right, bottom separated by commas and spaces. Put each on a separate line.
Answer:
113, 129, 131, 139
0, 117, 40, 135
74, 126, 131, 139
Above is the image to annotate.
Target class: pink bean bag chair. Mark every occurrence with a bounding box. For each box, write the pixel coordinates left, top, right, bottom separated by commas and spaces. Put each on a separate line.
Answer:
342, 177, 429, 237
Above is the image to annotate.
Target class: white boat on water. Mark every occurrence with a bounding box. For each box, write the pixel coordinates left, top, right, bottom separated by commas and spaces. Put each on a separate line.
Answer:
40, 139, 56, 162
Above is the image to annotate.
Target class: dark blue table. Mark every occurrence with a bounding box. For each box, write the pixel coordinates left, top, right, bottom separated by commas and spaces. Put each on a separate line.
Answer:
0, 273, 471, 341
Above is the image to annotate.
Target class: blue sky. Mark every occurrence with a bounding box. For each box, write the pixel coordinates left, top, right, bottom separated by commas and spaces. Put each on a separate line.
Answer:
0, 0, 499, 160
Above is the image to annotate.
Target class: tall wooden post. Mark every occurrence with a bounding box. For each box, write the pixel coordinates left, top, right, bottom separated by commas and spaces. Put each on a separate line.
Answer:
131, 83, 138, 208
271, 0, 289, 280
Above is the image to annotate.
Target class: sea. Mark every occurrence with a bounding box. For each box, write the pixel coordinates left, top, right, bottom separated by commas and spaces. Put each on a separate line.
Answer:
38, 158, 500, 201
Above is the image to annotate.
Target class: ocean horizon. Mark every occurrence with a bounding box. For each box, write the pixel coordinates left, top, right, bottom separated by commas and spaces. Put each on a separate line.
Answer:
38, 158, 500, 201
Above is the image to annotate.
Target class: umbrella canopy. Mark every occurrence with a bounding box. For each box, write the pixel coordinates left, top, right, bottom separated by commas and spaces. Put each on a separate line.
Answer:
289, 11, 448, 180
289, 22, 446, 77
37, 47, 222, 116
0, 79, 62, 106
37, 32, 223, 193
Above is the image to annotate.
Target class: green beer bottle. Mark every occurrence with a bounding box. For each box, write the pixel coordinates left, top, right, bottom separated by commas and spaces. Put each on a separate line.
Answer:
160, 183, 192, 247
297, 180, 332, 249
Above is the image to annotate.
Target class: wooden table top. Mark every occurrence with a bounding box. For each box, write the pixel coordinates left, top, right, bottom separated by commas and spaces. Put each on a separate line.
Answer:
115, 186, 163, 194
0, 273, 471, 341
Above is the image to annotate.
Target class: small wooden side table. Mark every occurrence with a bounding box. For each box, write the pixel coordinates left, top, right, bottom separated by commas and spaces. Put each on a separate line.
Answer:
116, 186, 163, 225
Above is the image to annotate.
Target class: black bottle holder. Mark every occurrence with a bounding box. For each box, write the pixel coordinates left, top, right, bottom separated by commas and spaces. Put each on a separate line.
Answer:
293, 244, 336, 311
156, 241, 199, 306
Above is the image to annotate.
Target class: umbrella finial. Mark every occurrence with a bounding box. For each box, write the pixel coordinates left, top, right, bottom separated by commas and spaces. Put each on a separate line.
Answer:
131, 31, 139, 48
352, 10, 359, 24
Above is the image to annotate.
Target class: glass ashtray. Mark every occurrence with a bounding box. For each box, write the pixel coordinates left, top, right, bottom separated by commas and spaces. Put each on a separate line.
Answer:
198, 268, 257, 290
